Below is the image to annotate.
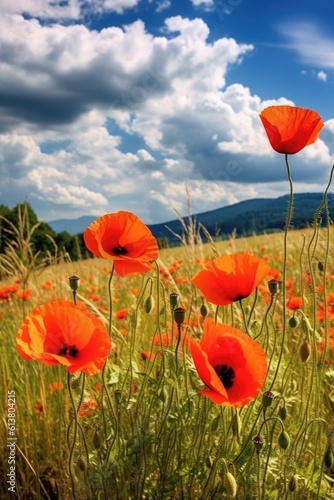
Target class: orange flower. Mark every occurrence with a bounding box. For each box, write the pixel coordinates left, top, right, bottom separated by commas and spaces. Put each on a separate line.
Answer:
78, 395, 98, 417
16, 300, 111, 376
287, 296, 303, 310
41, 281, 53, 291
188, 319, 267, 407
49, 381, 64, 393
84, 211, 159, 277
16, 289, 32, 301
260, 105, 324, 154
115, 308, 127, 320
192, 253, 272, 306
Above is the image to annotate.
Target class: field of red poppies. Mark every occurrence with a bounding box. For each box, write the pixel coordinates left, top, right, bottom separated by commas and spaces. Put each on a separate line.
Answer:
1, 105, 334, 499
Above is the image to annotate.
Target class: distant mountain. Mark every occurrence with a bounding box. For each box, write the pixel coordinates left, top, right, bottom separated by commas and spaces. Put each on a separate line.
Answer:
47, 215, 97, 235
47, 193, 334, 244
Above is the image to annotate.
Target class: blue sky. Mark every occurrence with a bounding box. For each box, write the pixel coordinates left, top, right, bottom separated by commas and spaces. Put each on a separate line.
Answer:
0, 0, 333, 224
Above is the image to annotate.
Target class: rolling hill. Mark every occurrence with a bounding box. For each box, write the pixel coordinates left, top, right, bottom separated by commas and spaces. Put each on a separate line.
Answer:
47, 193, 334, 244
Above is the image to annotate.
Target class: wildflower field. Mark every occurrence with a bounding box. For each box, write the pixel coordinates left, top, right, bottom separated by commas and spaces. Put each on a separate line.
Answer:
1, 106, 334, 499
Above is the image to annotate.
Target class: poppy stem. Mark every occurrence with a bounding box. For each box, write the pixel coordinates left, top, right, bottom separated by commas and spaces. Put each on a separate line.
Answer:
269, 153, 293, 391
107, 264, 114, 339
67, 372, 79, 497
238, 299, 250, 335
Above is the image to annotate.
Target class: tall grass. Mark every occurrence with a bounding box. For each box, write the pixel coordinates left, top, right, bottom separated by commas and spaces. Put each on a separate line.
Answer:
1, 202, 334, 499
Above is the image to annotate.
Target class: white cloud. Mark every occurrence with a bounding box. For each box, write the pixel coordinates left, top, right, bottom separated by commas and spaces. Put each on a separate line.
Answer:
278, 21, 334, 69
156, 0, 171, 12
102, 0, 142, 14
0, 13, 333, 224
0, 0, 81, 19
0, 0, 143, 18
190, 0, 214, 7
317, 71, 328, 82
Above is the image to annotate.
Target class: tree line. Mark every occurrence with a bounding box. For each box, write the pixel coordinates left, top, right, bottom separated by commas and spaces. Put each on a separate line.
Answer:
0, 202, 90, 263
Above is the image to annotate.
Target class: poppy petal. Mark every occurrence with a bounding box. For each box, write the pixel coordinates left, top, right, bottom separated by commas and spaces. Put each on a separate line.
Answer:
260, 105, 324, 154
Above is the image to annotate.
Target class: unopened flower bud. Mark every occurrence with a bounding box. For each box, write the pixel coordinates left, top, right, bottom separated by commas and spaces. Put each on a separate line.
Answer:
278, 430, 290, 450
262, 391, 275, 408
289, 316, 299, 328
114, 389, 122, 403
288, 474, 298, 492
299, 341, 311, 363
200, 302, 209, 318
278, 406, 287, 421
224, 471, 237, 498
76, 457, 87, 472
324, 447, 334, 469
144, 295, 155, 314
93, 431, 103, 450
170, 292, 179, 309
174, 307, 186, 325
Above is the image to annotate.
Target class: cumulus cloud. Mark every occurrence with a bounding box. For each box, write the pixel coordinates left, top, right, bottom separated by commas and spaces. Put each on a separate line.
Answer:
0, 0, 143, 18
1, 13, 333, 224
317, 71, 328, 82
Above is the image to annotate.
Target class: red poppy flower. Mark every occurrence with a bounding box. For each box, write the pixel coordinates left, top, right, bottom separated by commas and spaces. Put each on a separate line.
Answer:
260, 105, 324, 154
78, 395, 98, 417
16, 300, 111, 376
192, 253, 272, 306
84, 211, 159, 277
16, 289, 32, 301
115, 308, 127, 320
188, 319, 267, 407
49, 381, 64, 393
287, 296, 303, 310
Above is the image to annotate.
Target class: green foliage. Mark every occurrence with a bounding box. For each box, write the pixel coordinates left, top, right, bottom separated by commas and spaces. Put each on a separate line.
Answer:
0, 202, 88, 265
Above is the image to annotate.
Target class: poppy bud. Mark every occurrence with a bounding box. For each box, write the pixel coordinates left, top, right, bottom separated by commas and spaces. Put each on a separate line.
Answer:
76, 457, 87, 472
278, 430, 290, 450
318, 261, 324, 272
262, 390, 275, 408
174, 307, 186, 325
224, 471, 237, 498
114, 389, 122, 403
288, 316, 299, 328
93, 431, 103, 450
70, 376, 81, 390
251, 320, 258, 330
278, 406, 287, 421
200, 302, 209, 318
144, 295, 155, 314
253, 435, 265, 451
288, 474, 298, 492
268, 279, 281, 296
299, 341, 311, 363
324, 447, 334, 469
205, 456, 213, 468
69, 275, 80, 291
170, 292, 179, 309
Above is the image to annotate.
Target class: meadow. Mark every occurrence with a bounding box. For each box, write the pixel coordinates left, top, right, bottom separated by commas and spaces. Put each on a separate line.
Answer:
1, 105, 334, 499
1, 219, 334, 499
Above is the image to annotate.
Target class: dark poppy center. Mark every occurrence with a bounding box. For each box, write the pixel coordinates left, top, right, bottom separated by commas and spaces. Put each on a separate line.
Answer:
59, 343, 79, 357
113, 245, 128, 255
214, 364, 236, 389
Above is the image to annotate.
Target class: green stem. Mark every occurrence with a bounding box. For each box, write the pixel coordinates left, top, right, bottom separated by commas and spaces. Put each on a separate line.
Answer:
269, 153, 293, 391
